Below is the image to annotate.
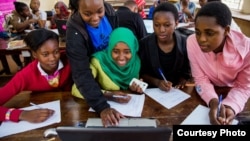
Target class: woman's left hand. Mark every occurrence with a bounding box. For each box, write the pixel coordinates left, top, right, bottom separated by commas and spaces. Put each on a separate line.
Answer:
175, 78, 187, 89
104, 91, 131, 103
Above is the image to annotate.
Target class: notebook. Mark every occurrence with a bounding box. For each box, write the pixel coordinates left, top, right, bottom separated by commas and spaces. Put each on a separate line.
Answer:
56, 126, 172, 141
55, 19, 67, 41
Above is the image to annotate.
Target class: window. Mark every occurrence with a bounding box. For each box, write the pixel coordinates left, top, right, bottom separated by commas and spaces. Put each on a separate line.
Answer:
191, 0, 244, 10
222, 0, 243, 10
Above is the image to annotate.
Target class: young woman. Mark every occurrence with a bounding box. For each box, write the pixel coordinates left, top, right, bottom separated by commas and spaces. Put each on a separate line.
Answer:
72, 27, 143, 103
0, 29, 72, 123
66, 0, 122, 127
9, 1, 38, 70
187, 2, 250, 125
50, 1, 70, 29
139, 2, 191, 92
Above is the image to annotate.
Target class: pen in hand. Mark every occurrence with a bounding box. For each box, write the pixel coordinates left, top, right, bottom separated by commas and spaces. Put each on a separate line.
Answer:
30, 102, 43, 109
217, 95, 222, 118
158, 68, 168, 82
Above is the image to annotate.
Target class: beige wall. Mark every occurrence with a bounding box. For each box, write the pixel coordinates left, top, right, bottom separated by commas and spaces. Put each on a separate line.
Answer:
17, 0, 69, 11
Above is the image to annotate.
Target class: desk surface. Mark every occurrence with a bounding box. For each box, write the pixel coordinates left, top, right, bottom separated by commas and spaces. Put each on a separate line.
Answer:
1, 87, 250, 141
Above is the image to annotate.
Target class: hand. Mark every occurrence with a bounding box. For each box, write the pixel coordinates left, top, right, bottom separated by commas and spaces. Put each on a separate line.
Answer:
19, 109, 54, 123
175, 78, 187, 89
158, 80, 172, 91
100, 108, 124, 127
209, 98, 226, 125
223, 106, 236, 125
129, 79, 144, 94
104, 91, 131, 103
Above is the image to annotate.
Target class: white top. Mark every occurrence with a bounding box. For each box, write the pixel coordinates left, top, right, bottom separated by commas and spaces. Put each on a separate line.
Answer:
32, 10, 47, 20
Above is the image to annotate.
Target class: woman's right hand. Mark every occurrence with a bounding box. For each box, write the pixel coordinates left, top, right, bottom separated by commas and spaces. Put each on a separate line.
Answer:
158, 80, 172, 91
19, 109, 54, 123
100, 108, 125, 127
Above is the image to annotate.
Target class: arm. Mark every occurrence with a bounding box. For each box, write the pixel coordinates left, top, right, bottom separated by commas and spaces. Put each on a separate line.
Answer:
0, 71, 28, 105
186, 35, 218, 105
37, 11, 47, 28
10, 14, 37, 32
66, 26, 110, 114
222, 64, 250, 115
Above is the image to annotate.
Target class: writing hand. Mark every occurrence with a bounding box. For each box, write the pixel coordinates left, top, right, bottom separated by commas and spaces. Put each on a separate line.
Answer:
209, 98, 226, 125
100, 108, 124, 127
158, 80, 172, 91
19, 109, 54, 123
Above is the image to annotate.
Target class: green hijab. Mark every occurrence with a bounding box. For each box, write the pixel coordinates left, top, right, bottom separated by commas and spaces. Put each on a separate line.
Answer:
92, 27, 141, 90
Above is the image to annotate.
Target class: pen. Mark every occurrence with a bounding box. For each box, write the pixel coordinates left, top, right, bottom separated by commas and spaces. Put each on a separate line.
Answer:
217, 95, 223, 117
158, 68, 167, 82
112, 95, 129, 99
30, 102, 43, 109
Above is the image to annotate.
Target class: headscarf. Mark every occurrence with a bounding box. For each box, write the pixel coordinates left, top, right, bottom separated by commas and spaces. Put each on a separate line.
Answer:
135, 0, 146, 18
92, 27, 141, 90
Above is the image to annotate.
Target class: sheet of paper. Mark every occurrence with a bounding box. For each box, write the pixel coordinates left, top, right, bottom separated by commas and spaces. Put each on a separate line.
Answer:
144, 88, 190, 109
0, 100, 61, 138
89, 94, 145, 117
181, 104, 238, 125
143, 19, 153, 33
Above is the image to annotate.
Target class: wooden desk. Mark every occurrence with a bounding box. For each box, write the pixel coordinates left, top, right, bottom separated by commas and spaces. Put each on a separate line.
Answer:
1, 87, 250, 141
0, 38, 66, 75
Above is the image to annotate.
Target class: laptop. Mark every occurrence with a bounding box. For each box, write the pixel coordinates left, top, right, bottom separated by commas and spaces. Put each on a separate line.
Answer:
56, 126, 172, 141
55, 19, 67, 41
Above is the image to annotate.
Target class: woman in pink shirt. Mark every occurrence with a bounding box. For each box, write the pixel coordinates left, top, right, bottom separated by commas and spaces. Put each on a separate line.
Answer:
187, 2, 250, 125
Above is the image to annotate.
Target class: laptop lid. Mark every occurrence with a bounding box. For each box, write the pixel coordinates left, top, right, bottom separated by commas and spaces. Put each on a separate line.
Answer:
55, 19, 67, 36
56, 126, 172, 141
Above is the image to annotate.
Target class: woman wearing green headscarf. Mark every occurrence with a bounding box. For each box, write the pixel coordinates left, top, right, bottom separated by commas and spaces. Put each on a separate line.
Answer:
72, 27, 142, 103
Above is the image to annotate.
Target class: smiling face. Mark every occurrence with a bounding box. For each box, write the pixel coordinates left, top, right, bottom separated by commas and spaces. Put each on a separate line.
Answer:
111, 42, 132, 67
195, 16, 229, 53
153, 11, 177, 43
78, 0, 105, 27
32, 39, 60, 74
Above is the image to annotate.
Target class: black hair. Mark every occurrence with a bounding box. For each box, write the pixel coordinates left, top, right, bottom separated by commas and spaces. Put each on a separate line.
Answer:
14, 1, 28, 14
195, 1, 231, 27
69, 0, 79, 13
153, 2, 178, 22
124, 0, 137, 7
24, 29, 59, 52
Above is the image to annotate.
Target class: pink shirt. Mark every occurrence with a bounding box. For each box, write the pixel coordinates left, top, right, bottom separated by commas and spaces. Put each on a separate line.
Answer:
187, 30, 250, 114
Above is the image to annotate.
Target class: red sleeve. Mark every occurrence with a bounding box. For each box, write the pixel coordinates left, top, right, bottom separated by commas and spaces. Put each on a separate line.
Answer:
0, 107, 22, 122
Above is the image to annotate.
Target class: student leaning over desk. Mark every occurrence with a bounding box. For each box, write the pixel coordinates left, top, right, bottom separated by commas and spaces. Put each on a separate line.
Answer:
66, 0, 124, 127
187, 2, 250, 125
0, 29, 72, 123
72, 27, 143, 102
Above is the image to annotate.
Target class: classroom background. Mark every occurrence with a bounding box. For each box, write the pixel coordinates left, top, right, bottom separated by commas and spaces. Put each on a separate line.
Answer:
0, 0, 249, 76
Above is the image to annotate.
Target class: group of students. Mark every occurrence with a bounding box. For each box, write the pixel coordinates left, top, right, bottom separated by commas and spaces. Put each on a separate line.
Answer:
3, 0, 70, 70
0, 0, 250, 128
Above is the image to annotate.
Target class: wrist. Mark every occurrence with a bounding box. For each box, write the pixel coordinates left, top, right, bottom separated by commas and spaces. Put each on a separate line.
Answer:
5, 108, 15, 121
224, 105, 236, 115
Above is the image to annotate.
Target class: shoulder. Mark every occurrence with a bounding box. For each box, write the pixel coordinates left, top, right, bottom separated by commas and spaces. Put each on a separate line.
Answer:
104, 2, 116, 16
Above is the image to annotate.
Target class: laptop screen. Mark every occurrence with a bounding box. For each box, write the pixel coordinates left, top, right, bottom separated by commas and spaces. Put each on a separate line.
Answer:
55, 19, 67, 36
56, 126, 172, 141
